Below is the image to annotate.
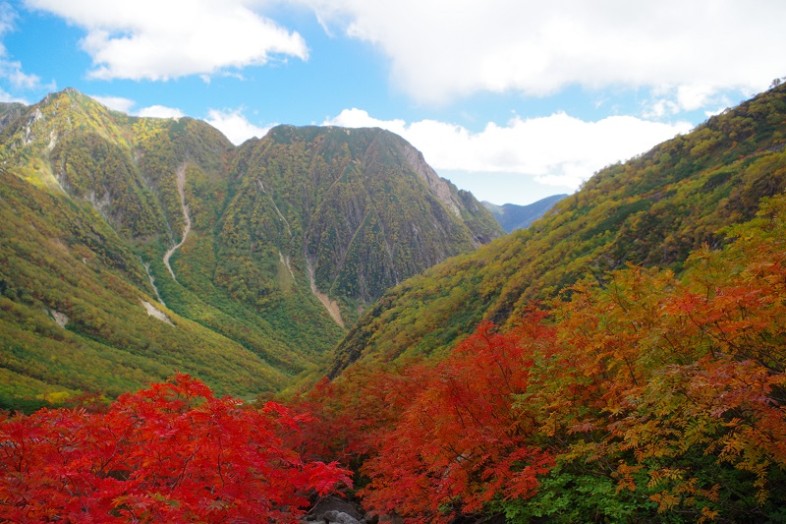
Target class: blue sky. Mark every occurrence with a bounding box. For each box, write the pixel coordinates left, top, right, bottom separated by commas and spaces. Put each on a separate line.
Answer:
2, 1, 785, 204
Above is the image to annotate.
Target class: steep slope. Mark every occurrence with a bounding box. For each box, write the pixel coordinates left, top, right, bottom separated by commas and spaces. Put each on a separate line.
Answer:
0, 90, 292, 408
0, 102, 25, 132
0, 89, 499, 408
483, 194, 568, 232
332, 82, 786, 374
224, 125, 501, 324
0, 168, 289, 410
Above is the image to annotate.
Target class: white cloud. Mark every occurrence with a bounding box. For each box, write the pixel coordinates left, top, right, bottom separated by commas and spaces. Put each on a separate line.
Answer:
0, 87, 26, 104
305, 0, 786, 106
205, 109, 270, 145
87, 97, 270, 143
326, 107, 407, 134
88, 95, 183, 119
23, 0, 308, 81
326, 109, 692, 190
89, 95, 135, 113
0, 2, 46, 91
643, 84, 737, 119
137, 104, 184, 119
1, 60, 41, 89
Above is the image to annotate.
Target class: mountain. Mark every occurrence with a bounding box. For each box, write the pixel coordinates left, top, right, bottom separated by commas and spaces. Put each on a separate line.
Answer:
226, 125, 501, 320
0, 89, 500, 409
331, 82, 786, 375
483, 194, 568, 232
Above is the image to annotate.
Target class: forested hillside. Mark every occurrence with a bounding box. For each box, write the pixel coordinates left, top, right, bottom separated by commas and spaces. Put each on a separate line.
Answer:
332, 82, 786, 374
6, 183, 785, 522
226, 124, 500, 320
293, 82, 786, 522
0, 89, 499, 409
303, 192, 786, 522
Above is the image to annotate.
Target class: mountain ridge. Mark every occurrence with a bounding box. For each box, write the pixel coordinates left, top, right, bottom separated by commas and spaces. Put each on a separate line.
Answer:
0, 88, 501, 408
331, 81, 786, 375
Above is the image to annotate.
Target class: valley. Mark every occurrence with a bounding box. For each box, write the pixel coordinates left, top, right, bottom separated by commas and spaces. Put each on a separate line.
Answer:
2, 83, 786, 522
2, 2, 785, 521
0, 89, 501, 408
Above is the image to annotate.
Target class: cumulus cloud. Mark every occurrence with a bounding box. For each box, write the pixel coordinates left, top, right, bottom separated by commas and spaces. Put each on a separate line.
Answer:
326, 109, 692, 190
89, 95, 135, 113
205, 109, 270, 145
86, 96, 268, 143
137, 104, 185, 119
0, 2, 46, 91
306, 0, 786, 106
24, 0, 308, 81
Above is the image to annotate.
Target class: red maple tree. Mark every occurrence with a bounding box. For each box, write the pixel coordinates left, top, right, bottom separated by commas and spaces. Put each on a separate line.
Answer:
0, 374, 351, 523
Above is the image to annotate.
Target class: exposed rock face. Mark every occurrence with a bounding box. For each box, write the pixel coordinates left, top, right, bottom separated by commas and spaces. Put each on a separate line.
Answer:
48, 309, 69, 328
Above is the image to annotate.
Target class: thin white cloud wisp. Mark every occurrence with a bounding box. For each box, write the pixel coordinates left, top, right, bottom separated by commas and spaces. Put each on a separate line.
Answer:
0, 2, 46, 92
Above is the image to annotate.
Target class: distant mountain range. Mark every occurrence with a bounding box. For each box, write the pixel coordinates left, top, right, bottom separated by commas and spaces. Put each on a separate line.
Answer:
0, 89, 500, 409
482, 194, 568, 232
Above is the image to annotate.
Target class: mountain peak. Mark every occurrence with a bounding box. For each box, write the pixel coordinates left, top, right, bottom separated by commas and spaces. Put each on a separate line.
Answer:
0, 88, 131, 190
483, 194, 569, 232
40, 87, 108, 116
234, 123, 502, 305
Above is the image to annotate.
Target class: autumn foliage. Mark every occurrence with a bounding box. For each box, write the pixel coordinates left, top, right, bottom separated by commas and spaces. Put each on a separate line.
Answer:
0, 375, 351, 522
4, 198, 786, 522
295, 195, 786, 522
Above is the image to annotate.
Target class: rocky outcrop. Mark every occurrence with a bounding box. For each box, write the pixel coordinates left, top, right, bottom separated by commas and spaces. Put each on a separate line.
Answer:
304, 496, 374, 524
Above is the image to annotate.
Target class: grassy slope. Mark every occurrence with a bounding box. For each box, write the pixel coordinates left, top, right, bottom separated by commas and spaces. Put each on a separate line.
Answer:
0, 170, 288, 410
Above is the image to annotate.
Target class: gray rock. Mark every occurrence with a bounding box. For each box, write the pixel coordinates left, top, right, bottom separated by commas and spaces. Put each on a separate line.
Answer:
304, 496, 369, 523
321, 510, 362, 524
